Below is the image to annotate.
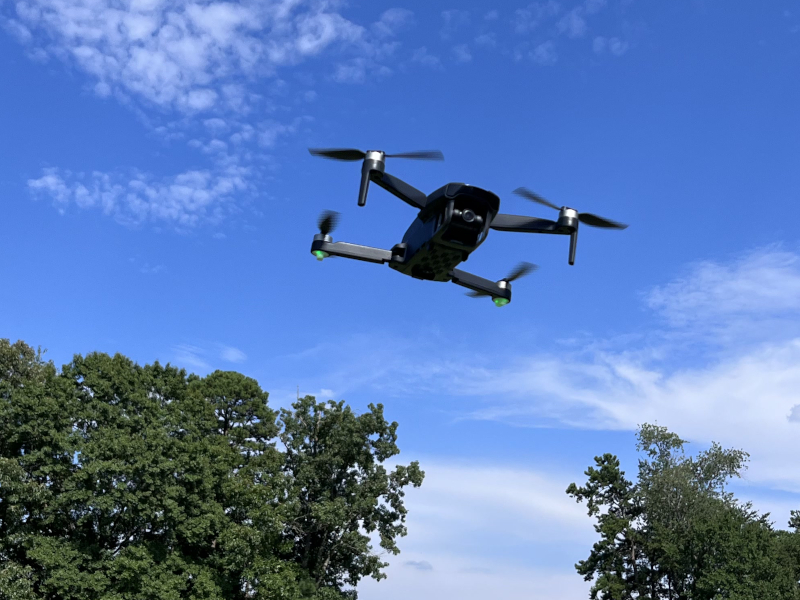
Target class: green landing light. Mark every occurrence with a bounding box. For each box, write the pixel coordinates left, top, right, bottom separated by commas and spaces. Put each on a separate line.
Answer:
493, 297, 510, 307
313, 250, 329, 261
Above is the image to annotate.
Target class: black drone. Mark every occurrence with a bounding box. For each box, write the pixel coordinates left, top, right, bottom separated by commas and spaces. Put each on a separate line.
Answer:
309, 148, 627, 306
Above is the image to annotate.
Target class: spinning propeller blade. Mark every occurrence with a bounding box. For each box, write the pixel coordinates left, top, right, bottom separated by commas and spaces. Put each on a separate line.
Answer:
576, 213, 628, 229
309, 149, 366, 161
465, 262, 537, 298
317, 210, 340, 235
309, 148, 444, 161
505, 261, 537, 282
513, 187, 560, 211
385, 150, 444, 160
513, 186, 627, 229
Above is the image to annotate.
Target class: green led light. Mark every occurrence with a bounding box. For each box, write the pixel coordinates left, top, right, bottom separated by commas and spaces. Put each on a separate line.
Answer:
493, 297, 510, 307
313, 250, 329, 261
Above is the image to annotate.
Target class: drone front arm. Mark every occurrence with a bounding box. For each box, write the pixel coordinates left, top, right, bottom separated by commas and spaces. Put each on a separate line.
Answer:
311, 236, 395, 264
449, 269, 512, 302
489, 214, 564, 234
371, 171, 428, 210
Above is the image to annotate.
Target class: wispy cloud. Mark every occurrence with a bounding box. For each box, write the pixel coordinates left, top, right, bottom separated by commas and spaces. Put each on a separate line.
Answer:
4, 0, 367, 115
645, 245, 800, 328
513, 1, 560, 35
593, 35, 629, 56
286, 247, 800, 495
451, 43, 472, 63
411, 47, 442, 69
440, 9, 470, 40
358, 460, 593, 599
220, 345, 247, 363
531, 40, 557, 65
28, 164, 249, 228
557, 0, 607, 38
173, 343, 211, 372
404, 561, 433, 571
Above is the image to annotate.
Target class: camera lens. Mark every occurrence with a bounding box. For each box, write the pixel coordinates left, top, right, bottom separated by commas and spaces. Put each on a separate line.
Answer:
462, 209, 476, 223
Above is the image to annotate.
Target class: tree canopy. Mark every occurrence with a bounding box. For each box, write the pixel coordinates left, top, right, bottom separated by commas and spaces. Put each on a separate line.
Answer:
567, 424, 800, 600
0, 339, 423, 600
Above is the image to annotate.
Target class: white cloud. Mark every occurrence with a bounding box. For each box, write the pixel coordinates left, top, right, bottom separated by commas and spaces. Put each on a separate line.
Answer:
289, 247, 800, 497
404, 560, 433, 571
411, 47, 442, 69
451, 44, 472, 63
173, 344, 211, 372
513, 2, 560, 35
556, 0, 607, 39
474, 32, 496, 47
646, 245, 800, 328
440, 246, 800, 493
371, 8, 413, 39
593, 35, 628, 56
331, 57, 368, 83
139, 262, 166, 274
531, 41, 557, 65
557, 9, 587, 38
28, 164, 249, 228
220, 345, 247, 363
358, 461, 594, 600
440, 9, 469, 40
5, 0, 367, 114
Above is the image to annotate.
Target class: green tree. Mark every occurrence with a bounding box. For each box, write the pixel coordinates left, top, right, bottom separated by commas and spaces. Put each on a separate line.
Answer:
0, 340, 424, 600
278, 396, 425, 599
568, 424, 800, 600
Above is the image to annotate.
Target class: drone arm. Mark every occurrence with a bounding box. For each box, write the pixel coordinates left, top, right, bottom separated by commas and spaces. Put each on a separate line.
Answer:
311, 236, 395, 264
449, 269, 511, 302
489, 214, 564, 234
371, 171, 428, 210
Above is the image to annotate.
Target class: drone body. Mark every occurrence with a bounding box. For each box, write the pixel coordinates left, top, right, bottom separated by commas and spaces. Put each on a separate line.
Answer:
309, 148, 626, 306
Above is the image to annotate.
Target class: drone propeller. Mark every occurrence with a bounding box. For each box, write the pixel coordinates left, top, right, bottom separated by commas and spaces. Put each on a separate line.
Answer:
309, 148, 444, 161
317, 210, 340, 236
513, 187, 628, 229
466, 262, 538, 298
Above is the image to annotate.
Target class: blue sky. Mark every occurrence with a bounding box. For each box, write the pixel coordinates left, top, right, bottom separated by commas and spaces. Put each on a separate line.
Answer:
2, 0, 800, 597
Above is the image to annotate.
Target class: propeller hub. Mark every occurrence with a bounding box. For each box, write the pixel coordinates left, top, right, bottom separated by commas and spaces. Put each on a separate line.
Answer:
313, 233, 333, 243
557, 207, 579, 229
497, 280, 510, 291
365, 150, 385, 161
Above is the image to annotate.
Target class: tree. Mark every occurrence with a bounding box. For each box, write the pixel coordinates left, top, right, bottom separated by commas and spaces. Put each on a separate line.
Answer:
278, 396, 425, 599
0, 340, 424, 600
568, 424, 800, 600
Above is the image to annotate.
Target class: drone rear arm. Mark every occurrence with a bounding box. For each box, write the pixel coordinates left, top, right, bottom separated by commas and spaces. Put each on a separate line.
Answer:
370, 171, 428, 209
490, 213, 580, 265
489, 214, 565, 234
449, 269, 512, 302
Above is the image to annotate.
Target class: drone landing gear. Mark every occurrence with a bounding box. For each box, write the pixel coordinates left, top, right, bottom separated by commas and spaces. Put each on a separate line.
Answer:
311, 234, 398, 264
449, 269, 512, 307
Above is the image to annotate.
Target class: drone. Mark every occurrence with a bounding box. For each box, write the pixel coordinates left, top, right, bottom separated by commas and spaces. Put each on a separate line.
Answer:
308, 148, 627, 306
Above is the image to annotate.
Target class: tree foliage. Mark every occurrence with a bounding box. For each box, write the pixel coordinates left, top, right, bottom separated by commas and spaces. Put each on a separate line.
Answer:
0, 339, 423, 600
568, 424, 800, 600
